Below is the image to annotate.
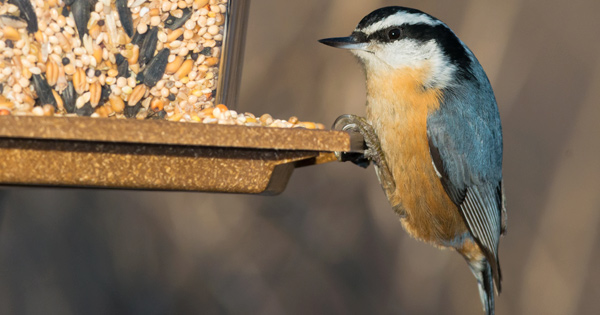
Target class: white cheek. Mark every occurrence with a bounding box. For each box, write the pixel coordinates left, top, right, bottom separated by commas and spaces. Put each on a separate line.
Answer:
426, 44, 457, 88
369, 40, 457, 89
375, 40, 436, 69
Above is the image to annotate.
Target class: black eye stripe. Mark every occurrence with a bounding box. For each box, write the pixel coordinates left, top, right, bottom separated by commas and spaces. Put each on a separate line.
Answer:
362, 23, 448, 45
365, 26, 404, 43
351, 31, 368, 43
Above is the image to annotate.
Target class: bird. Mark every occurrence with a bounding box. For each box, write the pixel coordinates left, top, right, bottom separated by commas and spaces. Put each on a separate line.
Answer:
320, 6, 506, 315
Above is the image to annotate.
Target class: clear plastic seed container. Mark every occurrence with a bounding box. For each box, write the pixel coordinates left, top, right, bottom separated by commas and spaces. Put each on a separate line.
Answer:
0, 0, 249, 121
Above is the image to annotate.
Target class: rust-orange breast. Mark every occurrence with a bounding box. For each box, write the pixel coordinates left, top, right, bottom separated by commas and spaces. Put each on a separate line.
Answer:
365, 64, 468, 246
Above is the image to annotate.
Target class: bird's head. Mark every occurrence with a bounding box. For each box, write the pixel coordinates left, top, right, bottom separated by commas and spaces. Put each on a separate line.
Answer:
320, 6, 475, 90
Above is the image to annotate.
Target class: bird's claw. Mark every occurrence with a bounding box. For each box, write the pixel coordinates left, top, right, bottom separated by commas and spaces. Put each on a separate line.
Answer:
333, 114, 382, 167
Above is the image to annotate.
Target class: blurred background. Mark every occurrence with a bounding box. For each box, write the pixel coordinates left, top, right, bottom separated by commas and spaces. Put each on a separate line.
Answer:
1, 0, 600, 314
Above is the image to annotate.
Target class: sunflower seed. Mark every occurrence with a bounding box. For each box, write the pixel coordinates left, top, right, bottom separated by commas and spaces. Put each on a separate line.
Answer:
141, 48, 169, 88
135, 72, 144, 84
147, 109, 167, 120
116, 0, 133, 38
61, 81, 76, 113
72, 0, 92, 40
31, 74, 58, 109
200, 47, 212, 56
8, 0, 37, 33
131, 29, 147, 46
117, 59, 129, 77
75, 101, 94, 116
124, 101, 142, 118
139, 26, 158, 66
164, 8, 192, 30
115, 52, 125, 66
100, 84, 111, 103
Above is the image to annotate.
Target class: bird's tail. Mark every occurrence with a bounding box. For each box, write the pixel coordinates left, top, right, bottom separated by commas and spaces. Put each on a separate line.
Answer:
468, 258, 495, 315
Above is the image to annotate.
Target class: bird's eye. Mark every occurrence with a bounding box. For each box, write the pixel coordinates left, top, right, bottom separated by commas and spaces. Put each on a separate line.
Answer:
388, 28, 401, 40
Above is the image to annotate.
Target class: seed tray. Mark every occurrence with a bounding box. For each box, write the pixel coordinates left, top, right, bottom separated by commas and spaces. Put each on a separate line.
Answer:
0, 116, 352, 194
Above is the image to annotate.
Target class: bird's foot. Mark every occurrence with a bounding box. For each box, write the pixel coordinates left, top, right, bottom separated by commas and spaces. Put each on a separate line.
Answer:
332, 114, 390, 168
333, 114, 379, 167
332, 114, 397, 204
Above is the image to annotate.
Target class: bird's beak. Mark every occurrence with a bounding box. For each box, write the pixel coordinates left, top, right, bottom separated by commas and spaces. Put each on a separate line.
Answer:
318, 35, 368, 51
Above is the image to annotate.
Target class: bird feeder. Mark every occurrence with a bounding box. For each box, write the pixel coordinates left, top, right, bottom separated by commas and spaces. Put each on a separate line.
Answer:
0, 0, 355, 194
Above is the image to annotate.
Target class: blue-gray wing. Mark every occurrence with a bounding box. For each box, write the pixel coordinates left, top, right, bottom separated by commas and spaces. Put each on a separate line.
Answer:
426, 80, 505, 289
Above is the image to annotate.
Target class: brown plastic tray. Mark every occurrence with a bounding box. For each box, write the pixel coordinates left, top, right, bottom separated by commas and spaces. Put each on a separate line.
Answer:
0, 116, 351, 195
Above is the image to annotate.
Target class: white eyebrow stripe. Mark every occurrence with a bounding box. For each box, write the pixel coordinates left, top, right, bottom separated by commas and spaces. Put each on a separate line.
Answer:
359, 12, 443, 35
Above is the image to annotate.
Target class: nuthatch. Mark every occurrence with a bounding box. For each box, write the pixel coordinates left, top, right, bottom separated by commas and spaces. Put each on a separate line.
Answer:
320, 7, 506, 315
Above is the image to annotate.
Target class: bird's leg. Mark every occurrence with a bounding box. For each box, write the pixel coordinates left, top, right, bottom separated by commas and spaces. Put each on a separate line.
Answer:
333, 114, 396, 199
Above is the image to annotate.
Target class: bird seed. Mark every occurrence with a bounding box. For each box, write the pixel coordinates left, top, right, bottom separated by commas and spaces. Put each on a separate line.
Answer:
0, 0, 322, 129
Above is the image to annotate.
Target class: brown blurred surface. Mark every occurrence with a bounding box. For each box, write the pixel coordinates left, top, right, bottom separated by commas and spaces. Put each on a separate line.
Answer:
2, 0, 600, 314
